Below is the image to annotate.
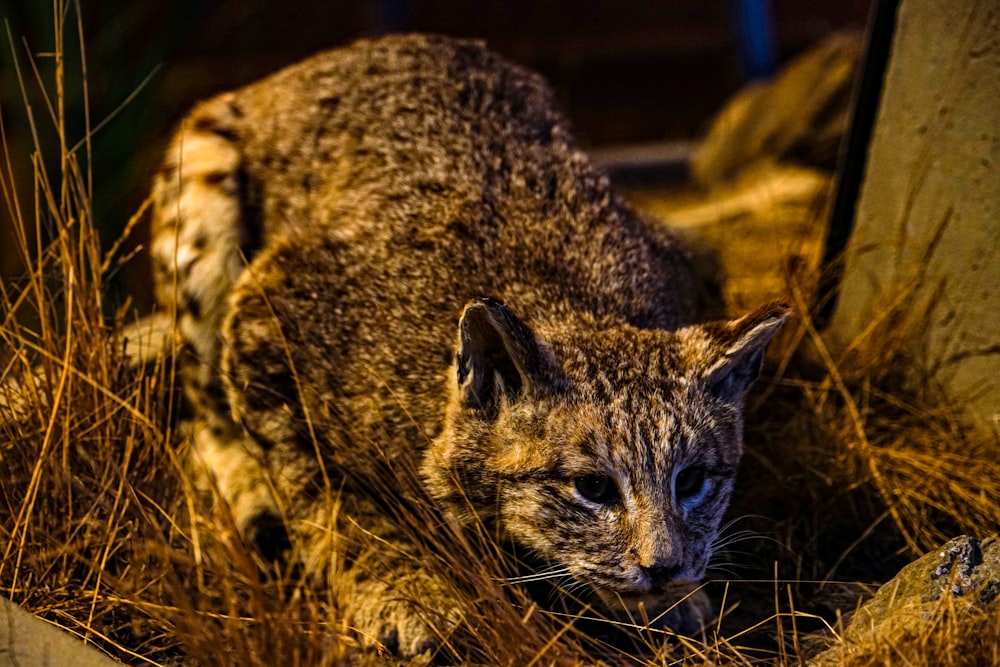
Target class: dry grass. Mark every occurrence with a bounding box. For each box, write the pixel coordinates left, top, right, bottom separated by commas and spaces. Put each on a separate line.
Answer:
2, 6, 999, 665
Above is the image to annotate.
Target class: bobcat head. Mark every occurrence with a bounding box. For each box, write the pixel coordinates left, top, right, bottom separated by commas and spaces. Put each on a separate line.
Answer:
422, 298, 789, 627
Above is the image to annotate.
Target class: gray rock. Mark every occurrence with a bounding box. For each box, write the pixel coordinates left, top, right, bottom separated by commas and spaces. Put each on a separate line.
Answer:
810, 535, 1000, 665
0, 597, 120, 666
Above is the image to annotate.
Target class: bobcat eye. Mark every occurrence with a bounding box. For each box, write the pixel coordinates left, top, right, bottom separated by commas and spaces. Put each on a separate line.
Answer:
674, 466, 708, 505
573, 474, 618, 505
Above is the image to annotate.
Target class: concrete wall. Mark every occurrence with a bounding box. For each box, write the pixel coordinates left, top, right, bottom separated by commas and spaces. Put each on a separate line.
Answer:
831, 0, 1000, 433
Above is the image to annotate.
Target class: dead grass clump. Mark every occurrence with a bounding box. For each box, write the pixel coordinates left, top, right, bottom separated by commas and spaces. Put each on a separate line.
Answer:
0, 6, 363, 664
1, 9, 170, 663
797, 277, 1000, 558
722, 267, 1000, 662
813, 590, 1000, 667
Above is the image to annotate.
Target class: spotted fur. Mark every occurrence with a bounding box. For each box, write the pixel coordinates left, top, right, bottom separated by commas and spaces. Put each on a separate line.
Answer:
149, 34, 788, 658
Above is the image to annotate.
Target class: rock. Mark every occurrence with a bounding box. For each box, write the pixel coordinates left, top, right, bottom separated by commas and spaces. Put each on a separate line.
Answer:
810, 535, 1000, 665
0, 596, 121, 667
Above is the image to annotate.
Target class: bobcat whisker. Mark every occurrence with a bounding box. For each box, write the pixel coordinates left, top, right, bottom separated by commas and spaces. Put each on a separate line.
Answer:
713, 527, 760, 544
709, 554, 755, 571
541, 576, 594, 612
544, 575, 583, 601
706, 564, 741, 578
497, 565, 574, 585
712, 545, 758, 558
709, 543, 761, 572
564, 579, 594, 601
716, 513, 767, 534
711, 529, 778, 555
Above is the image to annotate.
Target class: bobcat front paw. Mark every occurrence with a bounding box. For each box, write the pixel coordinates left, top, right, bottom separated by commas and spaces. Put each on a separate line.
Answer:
351, 595, 459, 659
345, 567, 462, 660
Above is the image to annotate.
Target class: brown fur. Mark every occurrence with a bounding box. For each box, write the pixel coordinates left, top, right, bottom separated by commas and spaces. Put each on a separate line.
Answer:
150, 34, 788, 657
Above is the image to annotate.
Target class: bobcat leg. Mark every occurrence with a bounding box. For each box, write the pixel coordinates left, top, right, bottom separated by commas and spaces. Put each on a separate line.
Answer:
151, 95, 282, 555
187, 423, 288, 559
317, 493, 463, 659
151, 93, 249, 419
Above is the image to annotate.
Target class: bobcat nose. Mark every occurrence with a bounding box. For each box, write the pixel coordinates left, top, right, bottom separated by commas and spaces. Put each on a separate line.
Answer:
642, 562, 683, 586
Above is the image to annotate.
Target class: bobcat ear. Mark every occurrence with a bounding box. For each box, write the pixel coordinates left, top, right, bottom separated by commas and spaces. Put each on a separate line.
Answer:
456, 298, 563, 417
704, 302, 790, 402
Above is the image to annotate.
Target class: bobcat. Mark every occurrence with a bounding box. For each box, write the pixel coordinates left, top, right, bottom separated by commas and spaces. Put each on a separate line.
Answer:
150, 34, 788, 658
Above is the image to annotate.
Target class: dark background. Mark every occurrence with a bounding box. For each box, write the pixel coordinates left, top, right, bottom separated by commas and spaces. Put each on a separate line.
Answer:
0, 0, 870, 311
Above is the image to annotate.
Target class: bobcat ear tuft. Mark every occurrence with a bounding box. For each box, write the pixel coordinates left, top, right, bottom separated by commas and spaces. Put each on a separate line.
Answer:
456, 298, 563, 418
705, 302, 791, 402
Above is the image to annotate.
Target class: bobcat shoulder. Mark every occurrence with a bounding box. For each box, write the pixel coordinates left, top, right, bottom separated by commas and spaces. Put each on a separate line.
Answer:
150, 34, 788, 658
